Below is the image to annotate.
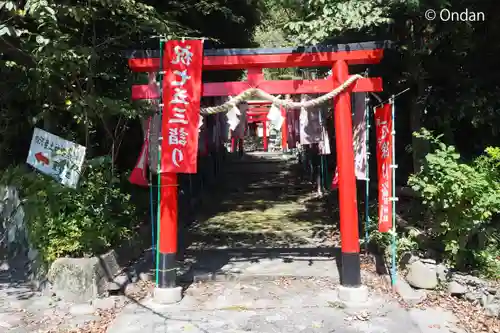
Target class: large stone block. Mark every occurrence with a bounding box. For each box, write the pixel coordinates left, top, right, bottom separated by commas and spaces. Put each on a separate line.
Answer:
405, 260, 438, 290
47, 250, 122, 303
48, 257, 106, 302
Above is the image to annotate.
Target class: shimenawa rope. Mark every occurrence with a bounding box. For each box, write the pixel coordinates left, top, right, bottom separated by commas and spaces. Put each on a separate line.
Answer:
200, 74, 363, 115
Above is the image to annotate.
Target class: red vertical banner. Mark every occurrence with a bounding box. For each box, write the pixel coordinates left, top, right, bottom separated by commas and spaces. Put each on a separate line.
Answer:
281, 106, 288, 151
161, 40, 203, 173
374, 103, 393, 232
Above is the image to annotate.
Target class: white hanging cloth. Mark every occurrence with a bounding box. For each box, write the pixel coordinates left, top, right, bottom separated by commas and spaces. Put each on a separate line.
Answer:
267, 103, 284, 130
146, 113, 161, 173
219, 97, 230, 143
352, 92, 368, 180
299, 94, 322, 145
318, 107, 331, 155
230, 102, 248, 139
226, 103, 241, 131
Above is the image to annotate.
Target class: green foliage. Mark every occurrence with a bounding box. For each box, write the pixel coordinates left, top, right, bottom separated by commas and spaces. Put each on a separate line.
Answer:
0, 0, 176, 167
252, 0, 299, 80
0, 0, 263, 168
369, 227, 420, 261
0, 0, 262, 265
282, 0, 394, 44
0, 158, 140, 263
408, 129, 500, 277
364, 203, 419, 262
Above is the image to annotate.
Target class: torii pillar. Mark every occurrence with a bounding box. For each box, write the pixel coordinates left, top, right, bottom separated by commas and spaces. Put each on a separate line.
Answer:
332, 60, 363, 294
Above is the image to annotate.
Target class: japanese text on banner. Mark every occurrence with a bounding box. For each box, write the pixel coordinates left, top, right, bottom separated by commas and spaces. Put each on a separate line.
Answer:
375, 103, 393, 232
161, 40, 203, 173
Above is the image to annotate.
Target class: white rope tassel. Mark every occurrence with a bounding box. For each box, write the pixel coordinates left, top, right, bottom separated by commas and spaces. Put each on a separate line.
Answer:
267, 103, 284, 130
226, 103, 241, 131
200, 74, 362, 115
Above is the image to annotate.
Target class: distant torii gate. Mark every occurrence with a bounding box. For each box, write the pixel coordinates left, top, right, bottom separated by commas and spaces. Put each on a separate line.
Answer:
243, 100, 286, 152
127, 41, 387, 302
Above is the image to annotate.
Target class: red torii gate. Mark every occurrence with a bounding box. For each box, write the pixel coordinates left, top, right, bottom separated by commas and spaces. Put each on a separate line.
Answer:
127, 41, 387, 302
245, 100, 279, 152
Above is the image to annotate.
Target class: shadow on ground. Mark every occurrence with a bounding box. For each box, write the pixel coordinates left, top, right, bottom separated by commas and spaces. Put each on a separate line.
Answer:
179, 246, 343, 284
186, 153, 338, 240
172, 151, 349, 287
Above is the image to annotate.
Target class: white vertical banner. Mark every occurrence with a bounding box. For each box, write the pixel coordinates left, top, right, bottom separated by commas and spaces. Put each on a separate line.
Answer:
230, 102, 248, 139
352, 92, 367, 180
267, 103, 284, 130
299, 95, 322, 145
331, 92, 367, 189
219, 97, 231, 143
318, 106, 331, 155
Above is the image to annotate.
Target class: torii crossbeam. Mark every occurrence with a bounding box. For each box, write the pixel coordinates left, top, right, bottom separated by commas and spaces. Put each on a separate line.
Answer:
126, 40, 390, 304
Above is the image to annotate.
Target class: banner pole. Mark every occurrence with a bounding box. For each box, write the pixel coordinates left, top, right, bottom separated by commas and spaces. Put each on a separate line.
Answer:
364, 95, 371, 250
390, 96, 397, 286
149, 172, 155, 264
318, 109, 325, 192
155, 38, 165, 287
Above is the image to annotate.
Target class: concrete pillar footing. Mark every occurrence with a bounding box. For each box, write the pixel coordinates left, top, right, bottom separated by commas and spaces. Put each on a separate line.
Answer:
153, 286, 183, 304
337, 285, 369, 307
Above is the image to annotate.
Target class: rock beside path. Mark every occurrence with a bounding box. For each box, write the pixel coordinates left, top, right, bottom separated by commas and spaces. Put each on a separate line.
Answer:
405, 260, 438, 290
401, 257, 500, 320
448, 281, 467, 296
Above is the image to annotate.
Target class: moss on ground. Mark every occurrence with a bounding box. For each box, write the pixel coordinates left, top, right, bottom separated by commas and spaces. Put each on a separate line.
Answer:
190, 181, 338, 248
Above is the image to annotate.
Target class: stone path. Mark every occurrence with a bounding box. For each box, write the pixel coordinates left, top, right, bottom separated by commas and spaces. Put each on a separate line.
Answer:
107, 275, 466, 333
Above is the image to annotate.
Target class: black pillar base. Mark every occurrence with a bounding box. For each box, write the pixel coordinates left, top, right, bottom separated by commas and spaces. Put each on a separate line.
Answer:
158, 252, 177, 288
340, 252, 361, 287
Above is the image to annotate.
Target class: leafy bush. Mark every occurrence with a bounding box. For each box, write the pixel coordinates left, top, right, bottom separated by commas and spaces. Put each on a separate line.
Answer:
364, 202, 420, 264
408, 129, 500, 277
0, 157, 141, 263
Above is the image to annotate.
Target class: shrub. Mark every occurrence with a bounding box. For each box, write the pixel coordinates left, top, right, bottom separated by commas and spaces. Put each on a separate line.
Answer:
408, 129, 500, 277
0, 156, 140, 263
365, 201, 420, 265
